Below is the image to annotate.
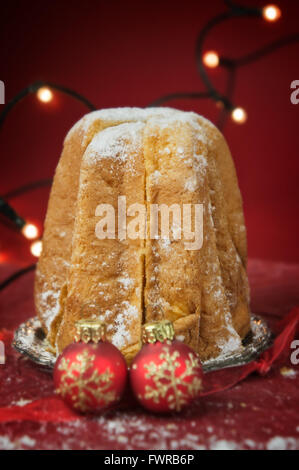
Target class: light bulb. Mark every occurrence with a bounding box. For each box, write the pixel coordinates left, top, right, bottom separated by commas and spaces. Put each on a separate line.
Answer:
231, 107, 247, 124
37, 87, 53, 103
203, 51, 219, 68
22, 223, 39, 240
262, 5, 281, 22
31, 240, 43, 257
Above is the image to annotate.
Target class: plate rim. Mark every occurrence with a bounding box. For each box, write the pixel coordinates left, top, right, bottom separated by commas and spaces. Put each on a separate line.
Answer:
13, 314, 272, 373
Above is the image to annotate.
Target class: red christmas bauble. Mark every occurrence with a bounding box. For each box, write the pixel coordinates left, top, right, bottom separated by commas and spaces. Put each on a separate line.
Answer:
130, 339, 203, 413
54, 341, 127, 413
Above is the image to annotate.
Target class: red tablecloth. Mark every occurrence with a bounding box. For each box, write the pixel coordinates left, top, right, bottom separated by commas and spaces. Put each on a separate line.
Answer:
0, 259, 298, 450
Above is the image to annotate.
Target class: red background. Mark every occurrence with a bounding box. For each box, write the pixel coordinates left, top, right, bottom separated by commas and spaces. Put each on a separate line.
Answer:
1, 0, 299, 266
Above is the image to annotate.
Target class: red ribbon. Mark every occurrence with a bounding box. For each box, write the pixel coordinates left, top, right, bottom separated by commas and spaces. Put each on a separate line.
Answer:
0, 307, 298, 422
0, 329, 13, 344
0, 397, 78, 423
201, 306, 299, 396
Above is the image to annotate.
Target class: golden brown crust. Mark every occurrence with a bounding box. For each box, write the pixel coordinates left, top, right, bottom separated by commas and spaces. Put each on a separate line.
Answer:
35, 111, 150, 346
143, 118, 206, 355
174, 315, 200, 353
198, 117, 247, 265
34, 121, 85, 345
197, 116, 250, 354
35, 107, 251, 363
56, 123, 145, 359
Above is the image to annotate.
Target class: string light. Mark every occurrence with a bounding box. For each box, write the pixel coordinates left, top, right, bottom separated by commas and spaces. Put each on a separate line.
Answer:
203, 51, 219, 68
231, 107, 247, 124
30, 240, 43, 257
21, 223, 39, 240
262, 5, 281, 22
36, 87, 53, 103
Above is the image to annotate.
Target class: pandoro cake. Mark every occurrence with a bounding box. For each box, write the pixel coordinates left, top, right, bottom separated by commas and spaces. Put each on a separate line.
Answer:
34, 107, 250, 364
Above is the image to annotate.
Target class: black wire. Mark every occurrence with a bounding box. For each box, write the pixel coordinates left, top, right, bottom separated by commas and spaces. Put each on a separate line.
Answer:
2, 179, 53, 200
224, 0, 260, 15
216, 34, 299, 129
0, 197, 26, 229
194, 2, 299, 127
230, 34, 299, 67
147, 91, 212, 107
217, 66, 237, 130
148, 29, 299, 113
0, 81, 96, 230
0, 80, 96, 130
195, 10, 237, 110
194, 2, 261, 110
0, 264, 36, 292
148, 4, 257, 112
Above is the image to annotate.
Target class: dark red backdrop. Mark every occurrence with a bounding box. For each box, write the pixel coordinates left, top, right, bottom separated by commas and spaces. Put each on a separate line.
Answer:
1, 0, 299, 266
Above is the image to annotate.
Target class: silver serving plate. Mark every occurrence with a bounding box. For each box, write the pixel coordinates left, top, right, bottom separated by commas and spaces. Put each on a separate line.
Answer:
13, 315, 272, 372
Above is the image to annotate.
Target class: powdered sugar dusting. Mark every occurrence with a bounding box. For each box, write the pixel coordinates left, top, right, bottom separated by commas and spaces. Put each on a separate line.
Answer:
184, 175, 198, 192
266, 436, 299, 450
66, 106, 199, 143
159, 237, 171, 251
84, 122, 144, 166
0, 435, 36, 450
150, 170, 161, 184
46, 416, 299, 450
111, 301, 139, 349
118, 274, 134, 290
203, 201, 242, 357
11, 398, 33, 407
1, 421, 298, 450
38, 286, 61, 330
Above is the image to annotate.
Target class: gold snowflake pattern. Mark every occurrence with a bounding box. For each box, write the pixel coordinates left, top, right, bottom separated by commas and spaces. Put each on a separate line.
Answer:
56, 349, 116, 412
144, 347, 202, 411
